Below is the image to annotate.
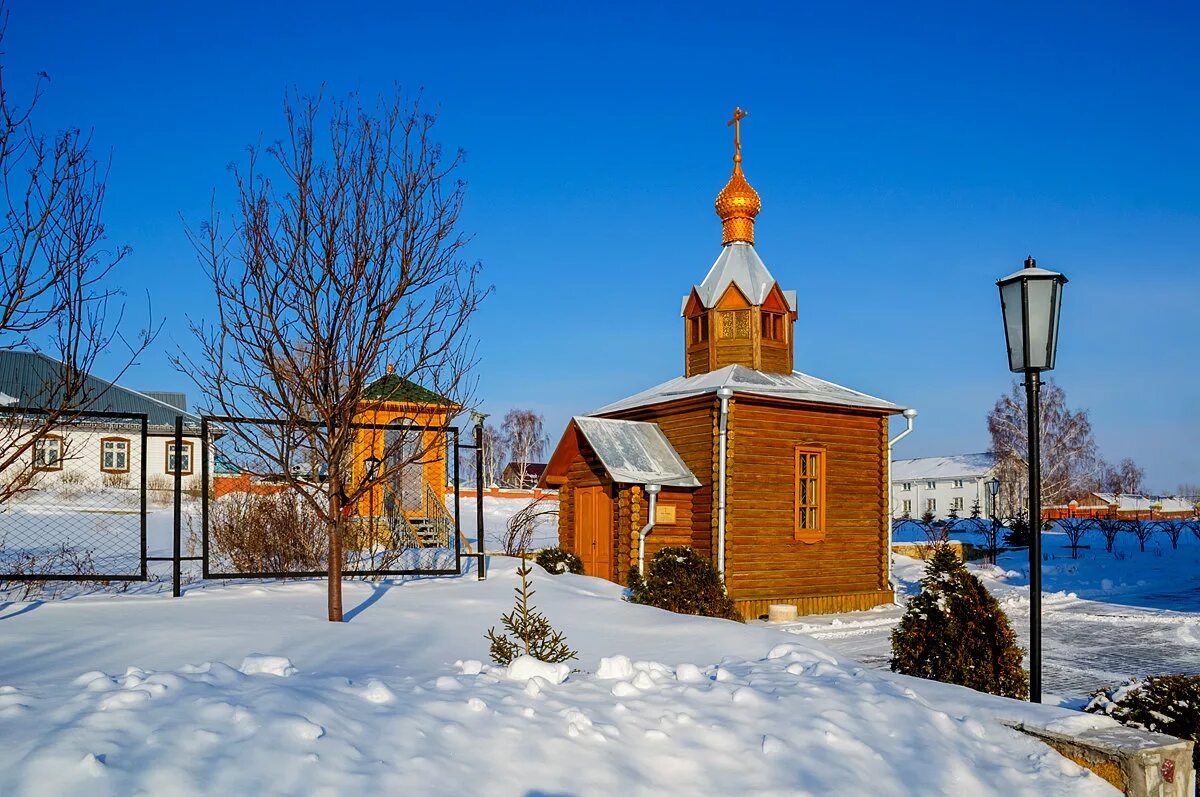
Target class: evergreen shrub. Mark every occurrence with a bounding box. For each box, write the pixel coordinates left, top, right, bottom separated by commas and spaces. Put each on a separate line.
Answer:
533, 546, 584, 575
890, 545, 1028, 699
486, 560, 577, 665
1086, 675, 1200, 790
626, 546, 741, 621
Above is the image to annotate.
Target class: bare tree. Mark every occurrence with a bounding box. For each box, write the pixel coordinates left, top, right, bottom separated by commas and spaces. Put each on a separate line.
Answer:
502, 496, 558, 555
1157, 519, 1186, 551
0, 9, 153, 504
1056, 517, 1092, 559
500, 408, 547, 488
987, 380, 1100, 513
480, 422, 504, 488
1099, 458, 1145, 495
1097, 516, 1123, 554
178, 90, 487, 621
1128, 516, 1156, 554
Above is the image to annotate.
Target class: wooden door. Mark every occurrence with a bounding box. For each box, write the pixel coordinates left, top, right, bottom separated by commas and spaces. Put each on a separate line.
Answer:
574, 486, 613, 580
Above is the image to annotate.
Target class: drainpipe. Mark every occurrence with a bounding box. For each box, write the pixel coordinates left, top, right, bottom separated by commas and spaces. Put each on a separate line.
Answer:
887, 408, 918, 601
637, 483, 661, 575
715, 386, 733, 583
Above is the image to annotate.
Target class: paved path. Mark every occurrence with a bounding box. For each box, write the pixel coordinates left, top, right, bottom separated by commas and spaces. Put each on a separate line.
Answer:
776, 579, 1200, 700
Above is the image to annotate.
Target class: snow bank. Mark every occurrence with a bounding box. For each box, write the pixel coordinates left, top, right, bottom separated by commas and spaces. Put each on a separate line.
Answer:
0, 558, 1118, 796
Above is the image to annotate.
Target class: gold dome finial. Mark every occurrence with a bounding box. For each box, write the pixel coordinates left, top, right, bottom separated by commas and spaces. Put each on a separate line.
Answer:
714, 106, 761, 245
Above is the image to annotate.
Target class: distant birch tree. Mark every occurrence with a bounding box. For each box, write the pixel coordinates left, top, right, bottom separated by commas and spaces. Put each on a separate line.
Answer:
178, 90, 487, 621
987, 380, 1100, 513
500, 408, 547, 488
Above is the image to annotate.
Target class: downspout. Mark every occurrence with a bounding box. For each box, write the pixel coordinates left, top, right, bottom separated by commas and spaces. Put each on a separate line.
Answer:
887, 408, 918, 602
715, 386, 733, 583
636, 483, 661, 575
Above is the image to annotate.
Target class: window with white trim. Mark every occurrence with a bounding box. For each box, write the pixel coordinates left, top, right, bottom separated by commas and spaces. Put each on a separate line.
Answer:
953, 479, 964, 489
926, 481, 936, 490
950, 497, 965, 512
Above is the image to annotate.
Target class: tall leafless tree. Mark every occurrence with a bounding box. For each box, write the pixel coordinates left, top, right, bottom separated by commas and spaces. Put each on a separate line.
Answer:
480, 422, 504, 488
177, 90, 487, 621
500, 408, 547, 488
0, 8, 153, 504
987, 379, 1100, 515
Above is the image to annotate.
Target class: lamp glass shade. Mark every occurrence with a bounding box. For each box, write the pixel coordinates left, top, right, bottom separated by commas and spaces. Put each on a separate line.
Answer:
997, 263, 1068, 373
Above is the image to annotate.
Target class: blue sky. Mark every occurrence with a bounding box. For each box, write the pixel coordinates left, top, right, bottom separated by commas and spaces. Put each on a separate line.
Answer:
7, 1, 1198, 489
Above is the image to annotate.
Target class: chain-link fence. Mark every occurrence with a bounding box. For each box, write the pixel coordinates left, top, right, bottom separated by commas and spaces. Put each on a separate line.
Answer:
0, 409, 148, 580
201, 416, 469, 578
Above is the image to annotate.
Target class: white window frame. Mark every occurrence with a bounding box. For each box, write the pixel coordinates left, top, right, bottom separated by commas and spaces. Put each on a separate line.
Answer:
926, 498, 936, 512
953, 479, 964, 489
901, 482, 912, 491
950, 497, 965, 511
926, 480, 936, 490
101, 437, 131, 473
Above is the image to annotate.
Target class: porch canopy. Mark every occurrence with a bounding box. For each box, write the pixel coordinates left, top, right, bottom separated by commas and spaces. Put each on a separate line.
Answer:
541, 416, 700, 488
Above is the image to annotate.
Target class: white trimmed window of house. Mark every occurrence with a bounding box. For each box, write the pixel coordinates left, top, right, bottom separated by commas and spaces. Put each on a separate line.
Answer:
950, 497, 964, 511
166, 441, 194, 476
902, 499, 912, 515
953, 479, 964, 489
34, 435, 63, 471
101, 437, 131, 473
926, 480, 936, 490
926, 498, 936, 512
901, 482, 912, 491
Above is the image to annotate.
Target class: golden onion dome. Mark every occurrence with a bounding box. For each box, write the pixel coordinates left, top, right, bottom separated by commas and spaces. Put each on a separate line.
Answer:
715, 107, 760, 245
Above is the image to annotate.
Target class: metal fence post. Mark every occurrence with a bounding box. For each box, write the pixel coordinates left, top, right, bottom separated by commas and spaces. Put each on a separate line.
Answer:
172, 415, 183, 598
200, 417, 210, 579
475, 417, 486, 580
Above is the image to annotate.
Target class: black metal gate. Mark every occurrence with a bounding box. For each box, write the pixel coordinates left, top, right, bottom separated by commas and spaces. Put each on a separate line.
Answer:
0, 408, 149, 581
1, 408, 485, 592
198, 415, 485, 581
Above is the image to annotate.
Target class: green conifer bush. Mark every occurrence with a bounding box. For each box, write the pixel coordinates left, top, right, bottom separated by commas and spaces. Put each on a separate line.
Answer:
626, 546, 741, 621
533, 546, 584, 575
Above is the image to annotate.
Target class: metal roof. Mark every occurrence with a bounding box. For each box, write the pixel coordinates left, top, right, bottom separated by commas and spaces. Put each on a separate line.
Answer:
571, 416, 700, 488
892, 453, 997, 481
0, 350, 201, 428
592, 364, 903, 415
682, 242, 797, 312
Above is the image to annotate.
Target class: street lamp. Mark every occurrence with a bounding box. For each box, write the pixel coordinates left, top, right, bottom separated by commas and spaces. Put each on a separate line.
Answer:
986, 476, 1001, 565
997, 255, 1068, 704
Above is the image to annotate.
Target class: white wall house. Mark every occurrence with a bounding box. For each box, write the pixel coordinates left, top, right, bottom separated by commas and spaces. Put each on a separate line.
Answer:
1, 350, 208, 502
891, 452, 998, 521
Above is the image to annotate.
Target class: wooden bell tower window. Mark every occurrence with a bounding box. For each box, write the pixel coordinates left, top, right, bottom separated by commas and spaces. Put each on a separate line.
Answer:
689, 314, 709, 345
718, 310, 750, 339
794, 445, 826, 543
761, 311, 784, 341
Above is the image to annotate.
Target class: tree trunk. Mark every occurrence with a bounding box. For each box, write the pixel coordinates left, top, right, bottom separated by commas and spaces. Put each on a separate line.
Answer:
328, 487, 344, 622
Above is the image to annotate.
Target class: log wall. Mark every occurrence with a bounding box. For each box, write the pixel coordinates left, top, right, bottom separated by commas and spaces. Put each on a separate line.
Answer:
725, 397, 893, 608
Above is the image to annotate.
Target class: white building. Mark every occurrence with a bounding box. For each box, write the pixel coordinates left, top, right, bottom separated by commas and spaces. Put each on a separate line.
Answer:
891, 452, 998, 521
1, 350, 207, 500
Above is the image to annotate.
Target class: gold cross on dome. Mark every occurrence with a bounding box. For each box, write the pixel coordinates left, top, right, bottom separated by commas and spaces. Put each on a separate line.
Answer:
727, 106, 748, 162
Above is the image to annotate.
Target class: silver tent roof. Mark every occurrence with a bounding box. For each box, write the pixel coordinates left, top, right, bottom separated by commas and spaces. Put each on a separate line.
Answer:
572, 416, 700, 488
681, 242, 797, 312
592, 364, 903, 415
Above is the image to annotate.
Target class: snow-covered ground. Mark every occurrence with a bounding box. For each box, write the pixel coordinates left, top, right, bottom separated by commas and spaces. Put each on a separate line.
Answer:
456, 494, 559, 552
0, 557, 1119, 796
784, 524, 1200, 703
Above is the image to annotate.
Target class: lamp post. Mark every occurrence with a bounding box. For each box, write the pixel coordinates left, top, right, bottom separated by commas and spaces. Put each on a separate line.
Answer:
987, 477, 1001, 564
997, 255, 1067, 703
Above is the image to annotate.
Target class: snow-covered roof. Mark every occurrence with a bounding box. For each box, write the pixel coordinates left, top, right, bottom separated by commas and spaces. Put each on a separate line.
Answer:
1090, 493, 1195, 514
682, 242, 796, 312
592, 364, 903, 415
892, 453, 997, 481
570, 416, 701, 488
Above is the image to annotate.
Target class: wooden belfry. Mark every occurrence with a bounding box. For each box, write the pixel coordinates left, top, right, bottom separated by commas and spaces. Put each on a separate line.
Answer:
542, 108, 905, 619
682, 108, 797, 376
